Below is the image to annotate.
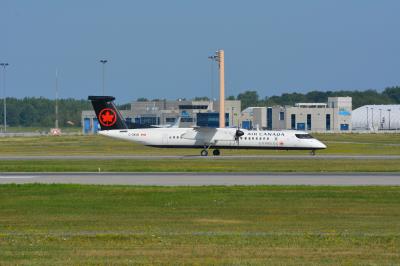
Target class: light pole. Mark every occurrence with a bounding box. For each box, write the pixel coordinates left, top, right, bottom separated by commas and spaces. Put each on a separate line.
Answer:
100, 60, 108, 95
371, 107, 374, 130
55, 69, 59, 129
231, 106, 234, 127
0, 63, 9, 133
208, 55, 217, 102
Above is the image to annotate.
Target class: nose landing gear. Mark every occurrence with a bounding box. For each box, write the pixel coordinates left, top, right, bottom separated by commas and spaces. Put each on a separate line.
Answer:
310, 149, 316, 156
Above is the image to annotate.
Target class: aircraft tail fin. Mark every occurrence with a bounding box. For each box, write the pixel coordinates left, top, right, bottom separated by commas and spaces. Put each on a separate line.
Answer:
88, 96, 128, 130
170, 117, 180, 128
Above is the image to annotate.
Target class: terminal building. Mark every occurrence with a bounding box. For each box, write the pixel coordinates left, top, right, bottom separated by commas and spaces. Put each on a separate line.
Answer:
82, 99, 241, 134
240, 97, 352, 132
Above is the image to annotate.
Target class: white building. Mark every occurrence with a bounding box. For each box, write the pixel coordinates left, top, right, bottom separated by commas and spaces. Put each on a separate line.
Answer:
352, 105, 400, 131
240, 97, 352, 132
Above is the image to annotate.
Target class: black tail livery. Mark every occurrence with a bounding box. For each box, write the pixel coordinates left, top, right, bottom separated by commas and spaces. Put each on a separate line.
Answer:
88, 96, 128, 130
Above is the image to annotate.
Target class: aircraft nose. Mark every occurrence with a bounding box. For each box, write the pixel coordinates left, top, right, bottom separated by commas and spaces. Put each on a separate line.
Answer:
317, 141, 327, 149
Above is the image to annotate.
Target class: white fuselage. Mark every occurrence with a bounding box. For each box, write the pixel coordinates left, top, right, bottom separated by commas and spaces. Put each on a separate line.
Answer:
99, 127, 327, 150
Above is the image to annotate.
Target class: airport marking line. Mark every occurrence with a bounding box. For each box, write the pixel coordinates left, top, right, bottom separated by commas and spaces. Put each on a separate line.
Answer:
0, 175, 36, 179
0, 155, 400, 160
1, 172, 400, 186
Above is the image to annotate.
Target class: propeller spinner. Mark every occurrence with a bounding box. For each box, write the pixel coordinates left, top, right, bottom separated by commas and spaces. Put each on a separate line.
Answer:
235, 129, 244, 141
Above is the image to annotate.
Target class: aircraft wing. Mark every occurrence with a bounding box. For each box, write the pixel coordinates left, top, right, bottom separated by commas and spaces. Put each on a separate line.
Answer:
181, 127, 235, 141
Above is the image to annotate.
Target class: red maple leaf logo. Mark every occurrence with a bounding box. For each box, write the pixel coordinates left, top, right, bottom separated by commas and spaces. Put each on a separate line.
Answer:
99, 108, 117, 127
102, 111, 114, 123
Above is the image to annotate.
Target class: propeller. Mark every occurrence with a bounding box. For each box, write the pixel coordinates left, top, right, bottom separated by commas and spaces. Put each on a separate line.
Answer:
234, 127, 244, 145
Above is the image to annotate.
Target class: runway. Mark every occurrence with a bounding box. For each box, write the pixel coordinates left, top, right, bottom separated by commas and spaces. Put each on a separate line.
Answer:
0, 172, 399, 186
0, 155, 399, 160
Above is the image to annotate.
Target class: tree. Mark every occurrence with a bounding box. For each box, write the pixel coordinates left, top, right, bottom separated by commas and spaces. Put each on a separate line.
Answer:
383, 86, 400, 103
305, 91, 327, 103
118, 103, 131, 110
193, 96, 210, 101
237, 90, 260, 109
20, 104, 37, 126
0, 97, 91, 127
137, 98, 148, 102
1, 86, 399, 128
269, 92, 306, 106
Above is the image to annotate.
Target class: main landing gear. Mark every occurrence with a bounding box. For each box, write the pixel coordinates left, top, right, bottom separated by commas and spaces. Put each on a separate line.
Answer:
200, 148, 221, 156
213, 149, 220, 156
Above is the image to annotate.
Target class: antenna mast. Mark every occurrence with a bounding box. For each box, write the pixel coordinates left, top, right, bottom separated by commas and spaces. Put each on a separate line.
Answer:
55, 69, 59, 129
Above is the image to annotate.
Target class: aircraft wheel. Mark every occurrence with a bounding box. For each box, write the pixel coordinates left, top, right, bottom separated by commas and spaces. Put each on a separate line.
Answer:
201, 149, 208, 156
310, 150, 316, 156
213, 149, 220, 156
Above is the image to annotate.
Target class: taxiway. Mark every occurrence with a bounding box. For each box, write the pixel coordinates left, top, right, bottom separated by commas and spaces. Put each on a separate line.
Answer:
0, 172, 399, 186
0, 155, 399, 160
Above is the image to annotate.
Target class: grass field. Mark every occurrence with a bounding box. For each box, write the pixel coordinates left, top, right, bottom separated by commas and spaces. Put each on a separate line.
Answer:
0, 184, 399, 265
1, 135, 399, 264
0, 158, 399, 172
0, 133, 400, 156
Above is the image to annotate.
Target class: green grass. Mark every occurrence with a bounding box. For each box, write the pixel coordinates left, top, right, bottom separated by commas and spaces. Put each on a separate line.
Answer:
2, 126, 81, 133
0, 134, 400, 156
315, 132, 400, 144
0, 184, 399, 265
0, 158, 399, 172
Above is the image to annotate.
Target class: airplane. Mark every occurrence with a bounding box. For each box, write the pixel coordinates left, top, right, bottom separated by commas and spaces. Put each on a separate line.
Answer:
89, 96, 327, 156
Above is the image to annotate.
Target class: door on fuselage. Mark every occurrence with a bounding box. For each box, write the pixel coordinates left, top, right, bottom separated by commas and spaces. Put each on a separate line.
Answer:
272, 136, 279, 147
162, 133, 169, 145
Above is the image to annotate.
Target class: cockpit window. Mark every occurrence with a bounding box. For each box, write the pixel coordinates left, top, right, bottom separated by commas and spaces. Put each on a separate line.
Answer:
295, 134, 314, 139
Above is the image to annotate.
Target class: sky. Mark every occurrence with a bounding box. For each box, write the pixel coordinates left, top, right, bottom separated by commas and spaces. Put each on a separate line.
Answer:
2, 0, 400, 103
